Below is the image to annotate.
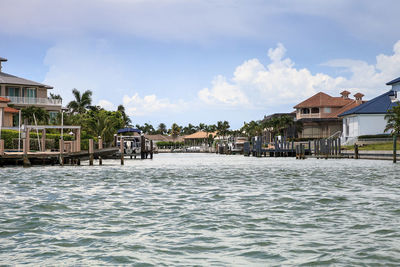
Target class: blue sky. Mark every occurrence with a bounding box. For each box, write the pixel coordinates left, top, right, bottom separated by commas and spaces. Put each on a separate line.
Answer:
1, 0, 400, 129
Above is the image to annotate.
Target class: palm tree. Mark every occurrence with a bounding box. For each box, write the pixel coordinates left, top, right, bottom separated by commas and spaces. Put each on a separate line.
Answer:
216, 121, 230, 138
117, 104, 132, 127
67, 88, 93, 114
157, 123, 167, 135
170, 123, 181, 140
385, 104, 400, 134
21, 106, 50, 125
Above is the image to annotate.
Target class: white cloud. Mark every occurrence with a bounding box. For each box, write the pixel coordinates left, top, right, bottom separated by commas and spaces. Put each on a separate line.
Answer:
198, 75, 249, 106
122, 93, 185, 116
98, 99, 115, 110
199, 41, 400, 108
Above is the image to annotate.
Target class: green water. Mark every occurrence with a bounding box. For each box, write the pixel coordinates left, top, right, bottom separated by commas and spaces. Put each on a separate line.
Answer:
1, 154, 399, 266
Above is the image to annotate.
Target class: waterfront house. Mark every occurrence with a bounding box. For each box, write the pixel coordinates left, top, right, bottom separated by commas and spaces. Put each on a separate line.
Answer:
183, 131, 216, 146
293, 91, 365, 138
0, 57, 62, 128
339, 77, 400, 144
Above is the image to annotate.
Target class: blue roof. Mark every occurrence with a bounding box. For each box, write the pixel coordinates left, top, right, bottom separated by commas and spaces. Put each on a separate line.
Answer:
117, 128, 142, 134
339, 90, 399, 117
386, 76, 400, 85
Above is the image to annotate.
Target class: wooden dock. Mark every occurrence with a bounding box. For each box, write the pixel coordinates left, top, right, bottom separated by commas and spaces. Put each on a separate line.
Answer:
0, 147, 119, 166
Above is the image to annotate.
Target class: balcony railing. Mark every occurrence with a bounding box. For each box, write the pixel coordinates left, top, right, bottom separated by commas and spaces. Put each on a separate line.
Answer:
297, 113, 321, 119
6, 96, 62, 106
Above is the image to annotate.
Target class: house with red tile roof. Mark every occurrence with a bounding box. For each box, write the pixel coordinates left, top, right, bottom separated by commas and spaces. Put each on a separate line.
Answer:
293, 91, 365, 138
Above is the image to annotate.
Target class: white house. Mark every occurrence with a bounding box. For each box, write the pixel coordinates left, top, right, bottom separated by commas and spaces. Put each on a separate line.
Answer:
339, 77, 400, 144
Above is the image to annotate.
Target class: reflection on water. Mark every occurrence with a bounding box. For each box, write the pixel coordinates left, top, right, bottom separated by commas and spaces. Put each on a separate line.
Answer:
0, 154, 399, 265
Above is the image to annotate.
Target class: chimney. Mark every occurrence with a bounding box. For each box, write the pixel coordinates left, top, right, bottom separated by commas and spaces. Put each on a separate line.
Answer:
0, 57, 7, 72
340, 90, 351, 99
354, 93, 364, 104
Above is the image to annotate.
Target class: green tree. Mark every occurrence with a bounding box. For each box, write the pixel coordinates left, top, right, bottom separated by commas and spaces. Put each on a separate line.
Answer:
67, 88, 93, 114
170, 123, 181, 140
216, 120, 230, 138
385, 104, 400, 134
117, 105, 132, 127
157, 123, 167, 135
21, 106, 49, 125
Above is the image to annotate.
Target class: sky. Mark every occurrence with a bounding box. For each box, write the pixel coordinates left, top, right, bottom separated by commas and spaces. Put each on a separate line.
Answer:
1, 0, 400, 129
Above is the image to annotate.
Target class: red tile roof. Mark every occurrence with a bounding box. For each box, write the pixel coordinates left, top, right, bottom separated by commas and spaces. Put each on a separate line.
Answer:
4, 107, 19, 113
0, 97, 10, 102
294, 92, 353, 108
183, 131, 217, 139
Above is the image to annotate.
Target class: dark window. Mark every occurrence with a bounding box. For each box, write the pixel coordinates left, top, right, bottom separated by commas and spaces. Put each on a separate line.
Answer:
311, 108, 319, 113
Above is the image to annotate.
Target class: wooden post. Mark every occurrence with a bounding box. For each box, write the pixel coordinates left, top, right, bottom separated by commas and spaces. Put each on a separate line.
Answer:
0, 139, 4, 156
140, 135, 145, 159
41, 129, 46, 152
89, 139, 94, 165
393, 134, 397, 164
76, 128, 81, 152
98, 137, 103, 165
354, 144, 359, 159
0, 139, 4, 166
23, 139, 31, 167
120, 137, 124, 165
150, 140, 153, 159
59, 139, 64, 166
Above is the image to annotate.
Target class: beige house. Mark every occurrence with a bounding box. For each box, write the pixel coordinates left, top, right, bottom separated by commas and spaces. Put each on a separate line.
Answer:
0, 57, 62, 127
294, 91, 365, 138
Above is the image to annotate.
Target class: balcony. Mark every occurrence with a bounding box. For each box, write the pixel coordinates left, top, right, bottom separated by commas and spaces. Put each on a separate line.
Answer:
6, 96, 62, 106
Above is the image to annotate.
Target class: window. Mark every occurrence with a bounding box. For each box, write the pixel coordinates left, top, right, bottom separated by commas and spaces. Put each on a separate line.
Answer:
324, 107, 331, 113
25, 88, 37, 98
13, 113, 19, 127
49, 111, 58, 123
7, 87, 20, 97
311, 107, 320, 113
301, 108, 310, 114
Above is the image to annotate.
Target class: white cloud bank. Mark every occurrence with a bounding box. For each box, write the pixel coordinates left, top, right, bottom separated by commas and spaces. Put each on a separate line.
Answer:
122, 93, 185, 117
199, 41, 400, 108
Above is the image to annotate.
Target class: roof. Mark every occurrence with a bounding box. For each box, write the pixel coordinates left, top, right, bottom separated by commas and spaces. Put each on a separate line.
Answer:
339, 90, 398, 117
0, 72, 53, 89
4, 107, 19, 113
117, 128, 142, 134
183, 131, 216, 139
294, 92, 353, 108
0, 57, 7, 62
145, 134, 175, 142
0, 97, 10, 102
327, 100, 365, 118
386, 77, 400, 85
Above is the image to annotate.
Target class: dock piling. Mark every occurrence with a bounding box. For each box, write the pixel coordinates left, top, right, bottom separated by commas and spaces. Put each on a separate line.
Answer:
98, 137, 103, 165
89, 139, 94, 165
393, 134, 397, 163
120, 137, 124, 165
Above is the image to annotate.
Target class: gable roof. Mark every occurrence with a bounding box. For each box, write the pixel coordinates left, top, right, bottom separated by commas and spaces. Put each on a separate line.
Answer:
386, 77, 400, 85
294, 92, 352, 108
0, 72, 53, 89
339, 90, 398, 117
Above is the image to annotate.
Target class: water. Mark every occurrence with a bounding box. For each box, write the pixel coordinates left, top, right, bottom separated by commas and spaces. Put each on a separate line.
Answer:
1, 154, 399, 266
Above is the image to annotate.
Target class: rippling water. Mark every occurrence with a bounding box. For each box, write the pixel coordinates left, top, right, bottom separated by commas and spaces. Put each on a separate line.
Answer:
1, 154, 400, 266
